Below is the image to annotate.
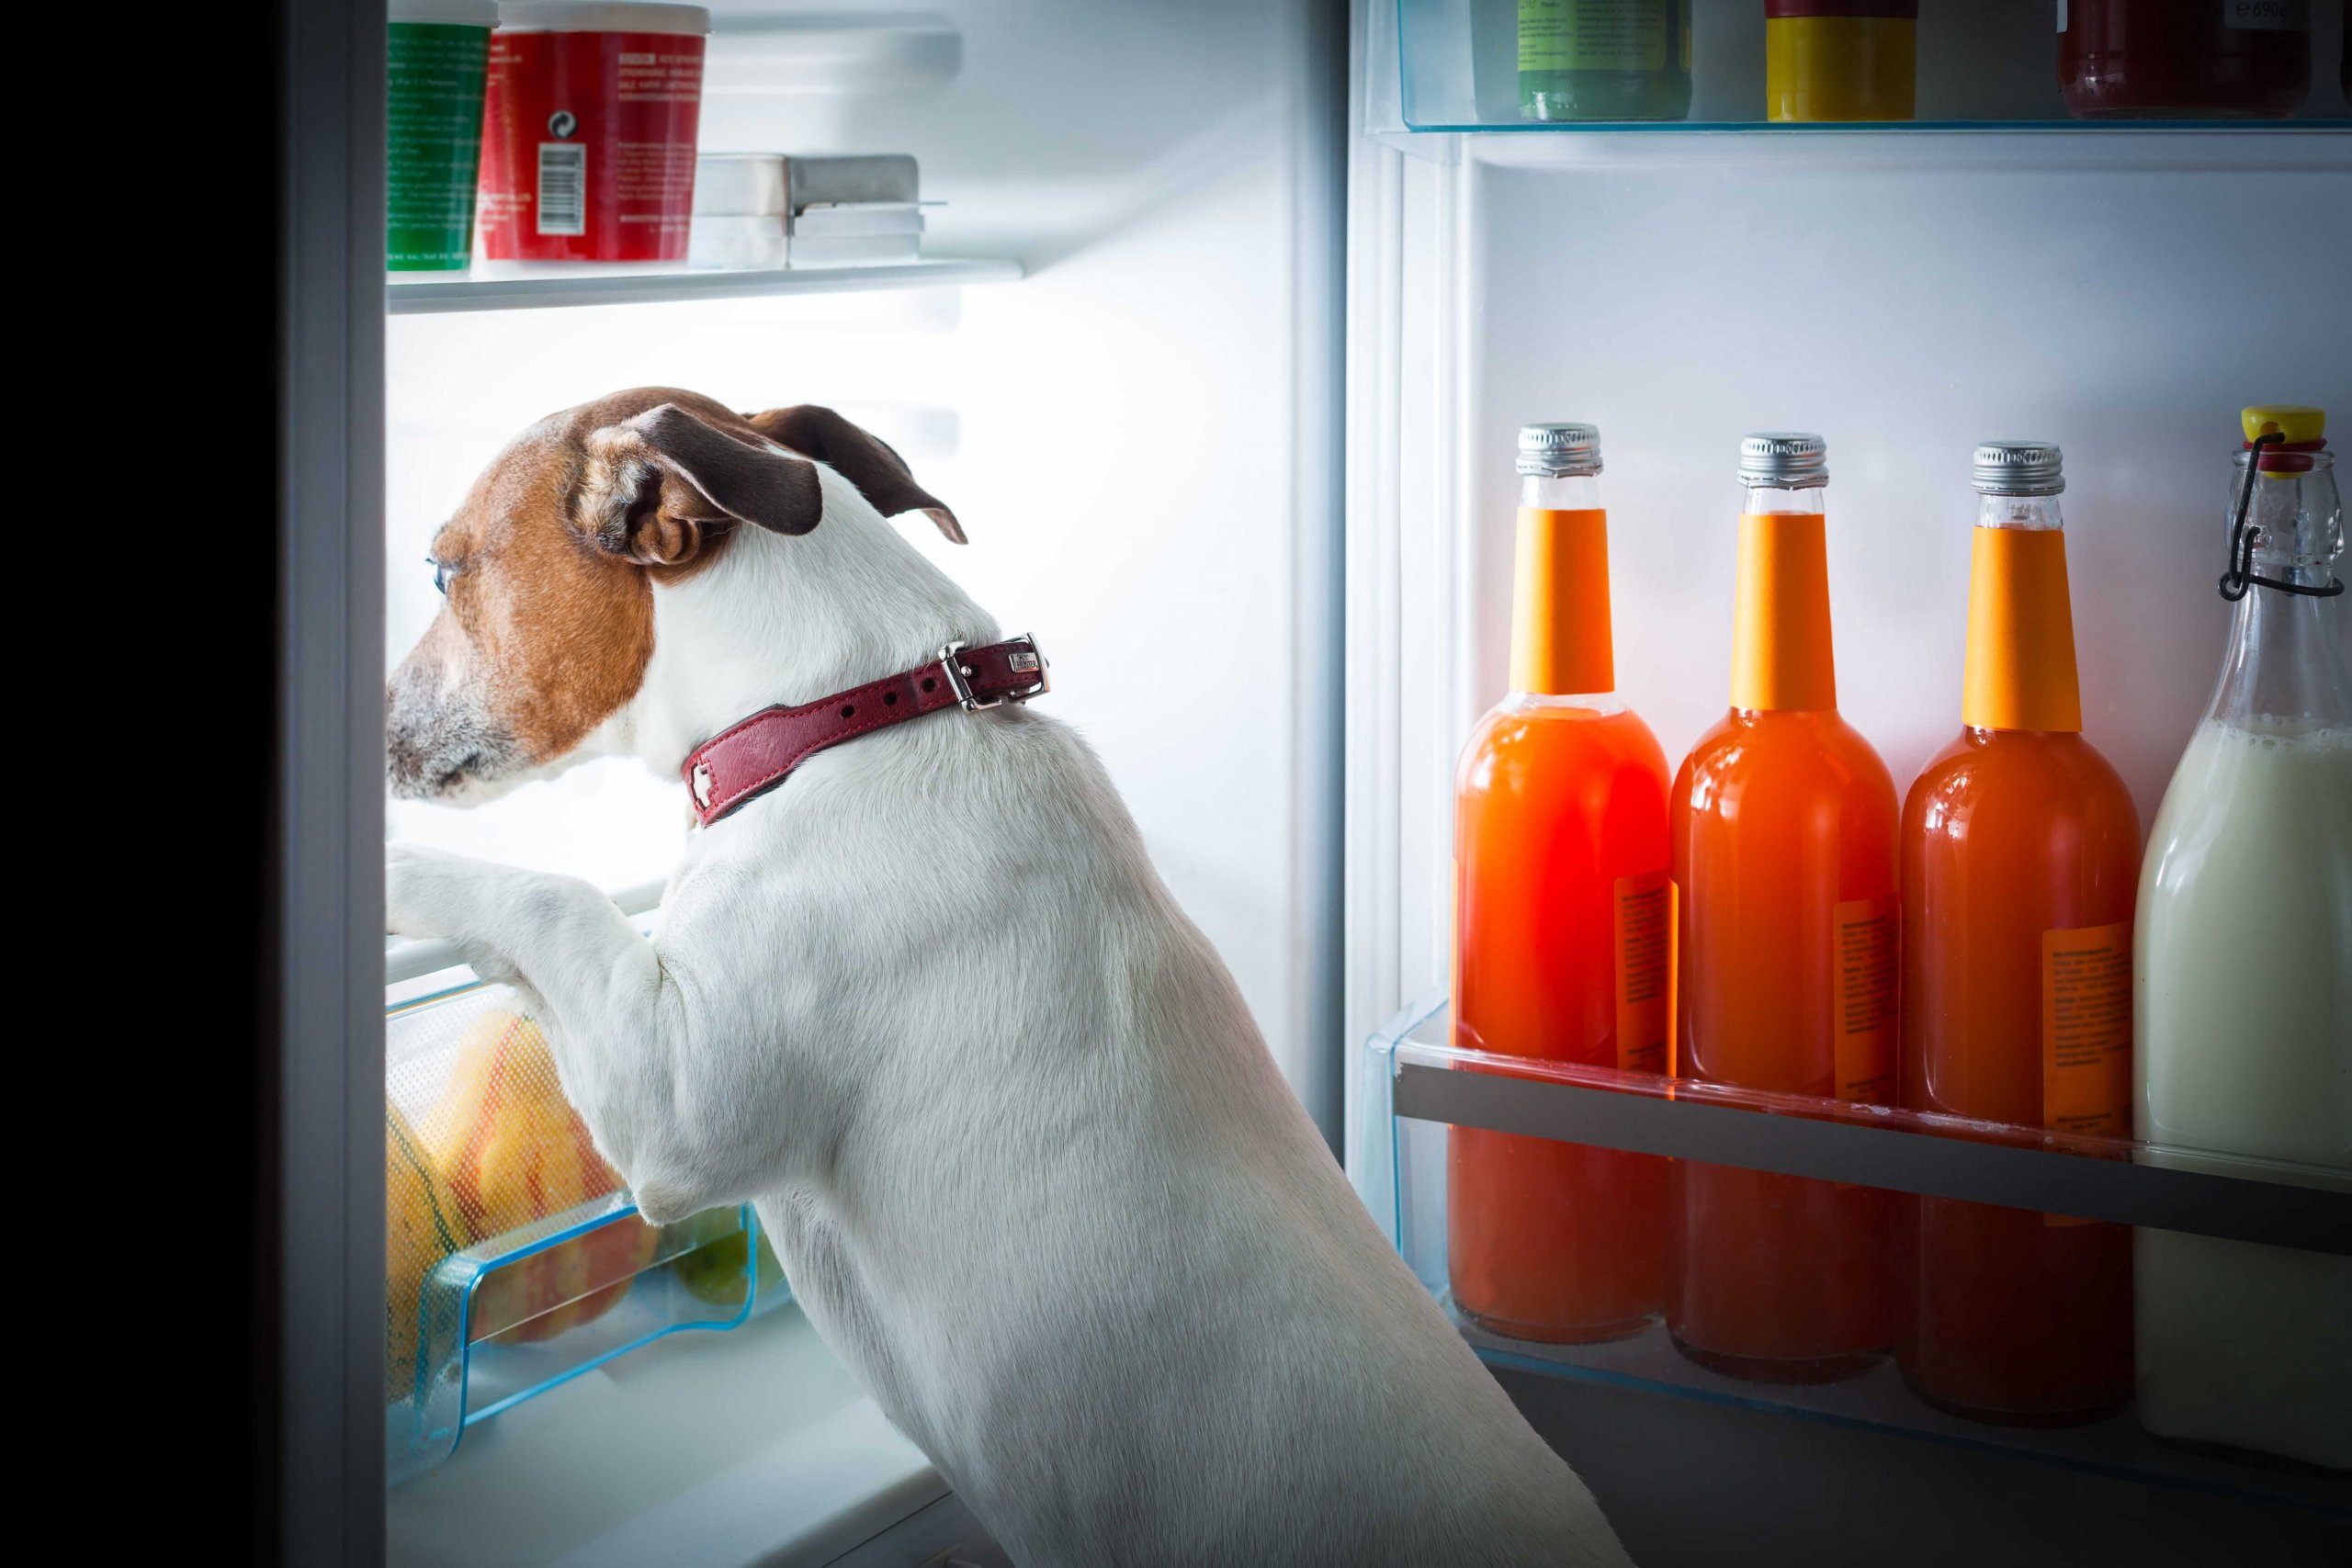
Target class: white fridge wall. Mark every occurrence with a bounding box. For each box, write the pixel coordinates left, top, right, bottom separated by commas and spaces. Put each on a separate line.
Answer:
1469, 134, 2352, 810
1351, 129, 2352, 1032
388, 0, 1344, 1131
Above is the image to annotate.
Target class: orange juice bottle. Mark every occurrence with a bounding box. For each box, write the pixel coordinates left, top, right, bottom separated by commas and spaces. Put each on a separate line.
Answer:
1898, 441, 2138, 1425
1450, 423, 1675, 1344
1668, 432, 1901, 1382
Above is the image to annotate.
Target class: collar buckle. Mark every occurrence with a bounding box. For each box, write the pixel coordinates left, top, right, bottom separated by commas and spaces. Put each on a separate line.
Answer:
937, 635, 1049, 711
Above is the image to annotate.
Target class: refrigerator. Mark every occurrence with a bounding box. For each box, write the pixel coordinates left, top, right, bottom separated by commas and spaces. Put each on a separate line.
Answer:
266, 0, 2351, 1562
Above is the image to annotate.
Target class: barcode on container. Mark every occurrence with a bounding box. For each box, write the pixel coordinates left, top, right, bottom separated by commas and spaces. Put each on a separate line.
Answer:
537, 143, 585, 236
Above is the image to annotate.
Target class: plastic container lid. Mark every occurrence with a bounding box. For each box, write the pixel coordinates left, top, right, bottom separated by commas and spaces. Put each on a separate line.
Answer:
2243, 405, 2326, 445
391, 0, 499, 22
495, 3, 711, 35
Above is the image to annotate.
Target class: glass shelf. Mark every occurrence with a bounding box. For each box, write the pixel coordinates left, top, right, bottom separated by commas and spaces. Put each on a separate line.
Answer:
386, 256, 1021, 316
1375, 0, 2352, 138
1352, 994, 2352, 1513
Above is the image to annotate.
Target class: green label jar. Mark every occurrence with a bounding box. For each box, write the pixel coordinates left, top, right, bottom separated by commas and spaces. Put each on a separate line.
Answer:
1517, 0, 1692, 122
388, 4, 496, 271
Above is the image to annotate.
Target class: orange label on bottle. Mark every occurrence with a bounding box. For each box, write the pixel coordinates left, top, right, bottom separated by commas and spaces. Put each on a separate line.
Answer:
1613, 870, 1675, 1076
2042, 922, 2131, 1135
1729, 513, 1838, 713
1962, 527, 2084, 734
1509, 508, 1615, 696
1831, 894, 1899, 1104
2041, 921, 2131, 1227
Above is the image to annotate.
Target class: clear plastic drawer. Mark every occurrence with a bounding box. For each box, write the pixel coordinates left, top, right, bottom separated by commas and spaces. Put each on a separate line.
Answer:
385, 978, 787, 1484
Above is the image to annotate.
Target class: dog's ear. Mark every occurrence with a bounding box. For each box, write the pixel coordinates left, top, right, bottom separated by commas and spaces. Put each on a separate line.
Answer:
582, 402, 826, 565
742, 404, 966, 544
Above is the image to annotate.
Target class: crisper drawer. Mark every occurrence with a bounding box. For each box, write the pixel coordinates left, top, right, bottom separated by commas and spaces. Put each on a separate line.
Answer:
385, 974, 788, 1485
1351, 996, 2351, 1514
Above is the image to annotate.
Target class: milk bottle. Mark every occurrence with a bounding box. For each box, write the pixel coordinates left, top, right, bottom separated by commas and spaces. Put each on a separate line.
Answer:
2135, 405, 2351, 1472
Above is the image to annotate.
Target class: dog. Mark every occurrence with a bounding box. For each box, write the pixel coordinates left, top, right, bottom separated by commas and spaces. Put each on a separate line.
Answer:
385, 388, 1633, 1567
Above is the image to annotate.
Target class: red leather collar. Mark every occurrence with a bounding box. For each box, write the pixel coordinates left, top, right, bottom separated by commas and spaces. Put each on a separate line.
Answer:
681, 636, 1048, 826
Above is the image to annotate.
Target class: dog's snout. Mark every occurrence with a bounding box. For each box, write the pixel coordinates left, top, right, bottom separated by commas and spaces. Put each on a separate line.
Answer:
386, 649, 515, 801
385, 698, 454, 799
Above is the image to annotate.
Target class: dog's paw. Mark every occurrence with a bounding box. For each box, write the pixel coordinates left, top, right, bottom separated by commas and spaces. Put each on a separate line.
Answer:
385, 840, 489, 939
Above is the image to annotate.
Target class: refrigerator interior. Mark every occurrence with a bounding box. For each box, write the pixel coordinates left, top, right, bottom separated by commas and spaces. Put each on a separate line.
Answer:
381, 0, 1343, 1560
389, 0, 1344, 1118
342, 0, 2352, 1557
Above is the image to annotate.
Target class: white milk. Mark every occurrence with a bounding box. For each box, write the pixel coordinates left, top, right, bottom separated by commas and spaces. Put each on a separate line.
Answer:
2135, 719, 2352, 1471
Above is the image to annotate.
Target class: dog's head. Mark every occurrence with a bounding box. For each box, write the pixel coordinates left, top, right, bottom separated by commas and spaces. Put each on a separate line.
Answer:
386, 388, 960, 801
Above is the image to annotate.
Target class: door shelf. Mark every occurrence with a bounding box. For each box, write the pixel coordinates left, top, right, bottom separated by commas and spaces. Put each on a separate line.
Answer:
1374, 0, 2352, 139
386, 256, 1021, 316
1383, 115, 2352, 138
1461, 1314, 2350, 1516
386, 980, 789, 1485
1352, 995, 2352, 1514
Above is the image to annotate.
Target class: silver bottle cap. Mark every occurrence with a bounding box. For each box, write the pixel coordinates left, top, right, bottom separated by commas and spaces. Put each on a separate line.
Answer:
1738, 432, 1828, 490
1517, 423, 1602, 477
1972, 439, 2065, 496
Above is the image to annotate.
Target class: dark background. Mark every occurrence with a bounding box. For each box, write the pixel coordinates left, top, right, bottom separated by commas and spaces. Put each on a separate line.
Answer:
47, 10, 282, 1558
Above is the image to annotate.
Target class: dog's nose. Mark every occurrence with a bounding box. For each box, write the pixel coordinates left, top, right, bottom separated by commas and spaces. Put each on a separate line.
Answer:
385, 725, 430, 795
384, 681, 450, 796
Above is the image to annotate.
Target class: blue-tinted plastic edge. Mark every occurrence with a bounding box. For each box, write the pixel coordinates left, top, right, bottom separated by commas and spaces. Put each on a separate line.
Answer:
429, 1201, 767, 1461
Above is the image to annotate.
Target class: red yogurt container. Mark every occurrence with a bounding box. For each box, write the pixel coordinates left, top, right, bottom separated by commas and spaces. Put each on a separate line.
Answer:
479, 2, 710, 262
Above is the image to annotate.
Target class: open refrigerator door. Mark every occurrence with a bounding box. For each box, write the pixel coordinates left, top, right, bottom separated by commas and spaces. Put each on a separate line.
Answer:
1343, 1, 2350, 1553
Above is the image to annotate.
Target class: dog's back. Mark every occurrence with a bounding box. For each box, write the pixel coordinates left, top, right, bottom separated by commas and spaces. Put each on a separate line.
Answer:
718, 708, 1632, 1567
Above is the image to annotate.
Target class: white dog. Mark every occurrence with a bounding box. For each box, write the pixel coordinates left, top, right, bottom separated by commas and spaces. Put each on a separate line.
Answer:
386, 388, 1632, 1567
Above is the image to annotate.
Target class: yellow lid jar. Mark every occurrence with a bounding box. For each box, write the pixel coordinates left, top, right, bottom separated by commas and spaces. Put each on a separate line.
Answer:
1765, 0, 1917, 123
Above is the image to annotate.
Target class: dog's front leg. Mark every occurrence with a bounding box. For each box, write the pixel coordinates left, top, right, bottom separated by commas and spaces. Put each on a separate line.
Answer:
386, 841, 656, 1003
386, 842, 714, 1224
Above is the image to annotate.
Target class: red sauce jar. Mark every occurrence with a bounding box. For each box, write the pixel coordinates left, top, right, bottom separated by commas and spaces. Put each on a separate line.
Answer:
2059, 1, 2311, 120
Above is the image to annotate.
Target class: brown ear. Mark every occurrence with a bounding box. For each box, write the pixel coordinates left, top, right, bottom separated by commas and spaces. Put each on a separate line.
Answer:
581, 403, 827, 565
742, 404, 965, 543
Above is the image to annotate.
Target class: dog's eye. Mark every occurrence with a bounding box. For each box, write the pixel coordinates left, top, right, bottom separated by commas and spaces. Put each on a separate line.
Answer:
430, 557, 454, 595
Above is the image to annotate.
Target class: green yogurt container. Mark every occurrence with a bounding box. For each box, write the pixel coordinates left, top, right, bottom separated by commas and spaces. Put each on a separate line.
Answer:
388, 0, 497, 270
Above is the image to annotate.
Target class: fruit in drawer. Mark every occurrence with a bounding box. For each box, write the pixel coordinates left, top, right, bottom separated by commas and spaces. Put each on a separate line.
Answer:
673, 1222, 787, 1308
385, 1101, 464, 1399
428, 1009, 658, 1343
